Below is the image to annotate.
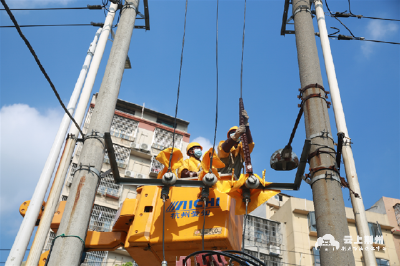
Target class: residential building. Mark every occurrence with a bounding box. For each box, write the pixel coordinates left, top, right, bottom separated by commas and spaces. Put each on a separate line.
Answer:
44, 94, 191, 265
368, 197, 400, 263
255, 194, 400, 266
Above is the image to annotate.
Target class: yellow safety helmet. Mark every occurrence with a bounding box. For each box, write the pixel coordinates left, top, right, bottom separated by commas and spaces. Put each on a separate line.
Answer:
227, 126, 238, 138
186, 142, 203, 155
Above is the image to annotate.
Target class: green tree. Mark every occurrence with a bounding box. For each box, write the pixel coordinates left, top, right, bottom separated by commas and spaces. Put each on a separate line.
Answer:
115, 262, 134, 266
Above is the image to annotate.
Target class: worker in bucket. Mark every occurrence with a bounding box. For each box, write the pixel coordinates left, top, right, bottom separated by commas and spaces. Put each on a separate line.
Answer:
177, 142, 203, 178
217, 110, 254, 179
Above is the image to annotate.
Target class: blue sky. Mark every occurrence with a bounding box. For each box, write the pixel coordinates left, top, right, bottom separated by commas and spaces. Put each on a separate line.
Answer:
1, 0, 399, 262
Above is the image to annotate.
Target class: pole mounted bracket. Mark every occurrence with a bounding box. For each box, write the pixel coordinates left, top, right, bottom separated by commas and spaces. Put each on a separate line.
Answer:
309, 130, 334, 144
84, 130, 105, 149
74, 164, 101, 180
310, 172, 341, 185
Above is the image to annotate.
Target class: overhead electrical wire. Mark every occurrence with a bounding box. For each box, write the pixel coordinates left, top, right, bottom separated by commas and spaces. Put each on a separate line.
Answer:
239, 0, 247, 98
328, 0, 400, 22
167, 0, 188, 169
0, 5, 103, 11
0, 0, 85, 137
0, 23, 101, 28
324, 0, 355, 37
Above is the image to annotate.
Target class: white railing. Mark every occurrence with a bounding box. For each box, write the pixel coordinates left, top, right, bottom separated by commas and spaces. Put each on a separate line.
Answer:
97, 173, 122, 199
88, 205, 118, 232
110, 114, 138, 141
244, 216, 282, 248
104, 143, 130, 169
150, 156, 164, 175
152, 127, 183, 151
244, 249, 282, 266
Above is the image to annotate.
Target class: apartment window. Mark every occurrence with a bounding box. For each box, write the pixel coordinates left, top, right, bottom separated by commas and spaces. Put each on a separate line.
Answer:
368, 222, 384, 244
394, 204, 400, 226
110, 115, 138, 141
43, 231, 55, 252
89, 205, 117, 232
244, 216, 281, 247
83, 107, 94, 131
312, 247, 321, 266
156, 118, 175, 128
97, 173, 122, 199
244, 249, 282, 266
150, 156, 164, 174
104, 143, 130, 169
66, 163, 78, 186
81, 251, 108, 266
308, 211, 317, 232
376, 258, 390, 266
152, 128, 183, 150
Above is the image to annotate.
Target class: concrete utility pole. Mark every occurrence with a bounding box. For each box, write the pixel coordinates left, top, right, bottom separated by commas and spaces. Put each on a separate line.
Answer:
47, 1, 138, 265
291, 0, 355, 265
25, 3, 119, 265
314, 1, 376, 264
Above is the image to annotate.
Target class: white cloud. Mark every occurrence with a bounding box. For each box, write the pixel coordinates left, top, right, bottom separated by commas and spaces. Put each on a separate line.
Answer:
7, 0, 76, 9
362, 20, 399, 57
0, 104, 63, 234
191, 136, 213, 154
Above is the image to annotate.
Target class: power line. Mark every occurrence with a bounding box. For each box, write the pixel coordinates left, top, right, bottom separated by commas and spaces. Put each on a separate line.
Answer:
324, 34, 400, 45
0, 5, 104, 11
324, 0, 355, 37
0, 23, 100, 28
239, 0, 247, 98
0, 0, 85, 137
329, 0, 400, 22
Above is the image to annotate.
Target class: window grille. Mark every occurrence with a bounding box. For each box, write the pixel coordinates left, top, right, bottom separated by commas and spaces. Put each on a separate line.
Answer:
152, 128, 183, 150
150, 156, 164, 174
104, 144, 130, 168
83, 107, 94, 131
368, 222, 384, 244
110, 115, 138, 141
81, 251, 108, 266
244, 249, 282, 266
89, 205, 118, 232
376, 258, 390, 266
394, 204, 400, 226
244, 216, 282, 248
66, 163, 78, 185
43, 231, 55, 252
312, 247, 321, 266
308, 211, 317, 232
97, 172, 122, 199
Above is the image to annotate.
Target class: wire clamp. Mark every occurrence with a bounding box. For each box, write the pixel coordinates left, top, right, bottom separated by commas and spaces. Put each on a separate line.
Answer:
84, 130, 105, 148
74, 163, 101, 180
310, 172, 340, 185
287, 5, 312, 22
309, 130, 334, 143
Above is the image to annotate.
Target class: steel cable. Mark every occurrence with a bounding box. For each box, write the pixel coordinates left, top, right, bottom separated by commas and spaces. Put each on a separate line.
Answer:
241, 199, 249, 253
0, 6, 102, 11
202, 198, 206, 251
162, 198, 166, 262
168, 0, 188, 170
1, 0, 85, 138
208, 0, 219, 172
240, 0, 247, 98
0, 24, 97, 28
287, 107, 303, 147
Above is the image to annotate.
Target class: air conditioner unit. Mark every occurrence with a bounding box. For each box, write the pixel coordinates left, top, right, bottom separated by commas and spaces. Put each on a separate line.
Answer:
130, 142, 137, 149
117, 162, 127, 169
136, 173, 145, 179
125, 170, 135, 178
140, 143, 150, 151
269, 245, 281, 255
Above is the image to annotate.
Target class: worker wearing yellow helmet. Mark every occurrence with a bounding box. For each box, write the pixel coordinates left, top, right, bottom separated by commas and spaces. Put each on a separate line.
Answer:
217, 110, 254, 179
177, 142, 203, 178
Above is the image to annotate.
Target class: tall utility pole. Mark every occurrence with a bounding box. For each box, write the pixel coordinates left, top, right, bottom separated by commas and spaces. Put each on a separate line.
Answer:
291, 0, 355, 265
314, 1, 376, 264
6, 20, 102, 266
47, 1, 139, 265
25, 3, 119, 265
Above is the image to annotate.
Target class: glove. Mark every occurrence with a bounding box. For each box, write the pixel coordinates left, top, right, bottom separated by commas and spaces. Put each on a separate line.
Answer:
242, 110, 249, 126
232, 125, 246, 142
